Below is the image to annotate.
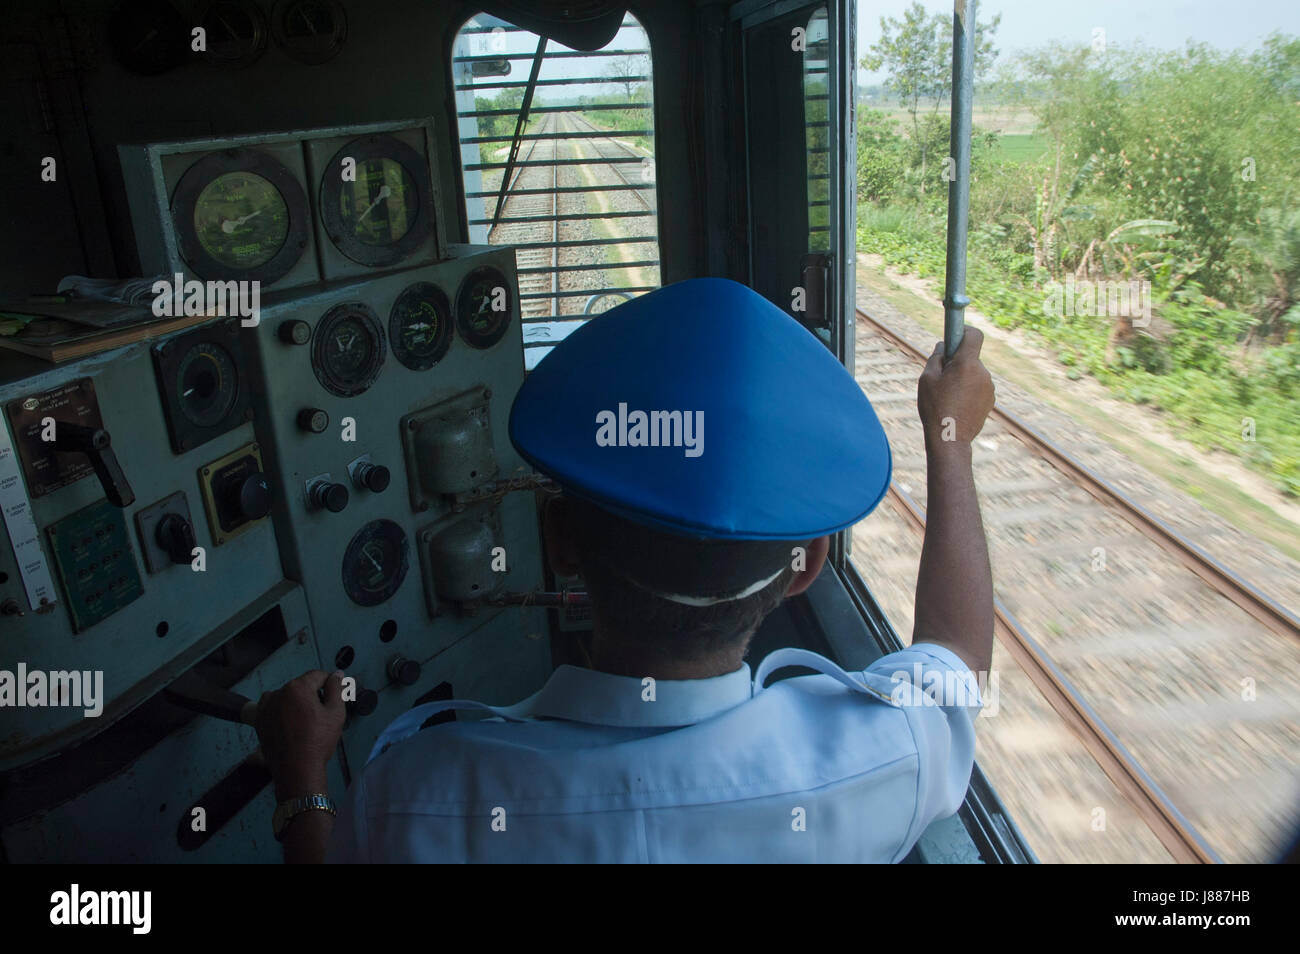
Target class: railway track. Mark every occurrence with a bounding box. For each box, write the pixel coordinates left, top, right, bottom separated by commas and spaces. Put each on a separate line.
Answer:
475, 110, 1294, 861
490, 111, 660, 328
486, 114, 558, 319
562, 111, 655, 212
853, 305, 1300, 863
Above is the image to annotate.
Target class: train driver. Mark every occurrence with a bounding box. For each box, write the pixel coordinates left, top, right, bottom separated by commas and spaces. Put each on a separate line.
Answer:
254, 277, 997, 863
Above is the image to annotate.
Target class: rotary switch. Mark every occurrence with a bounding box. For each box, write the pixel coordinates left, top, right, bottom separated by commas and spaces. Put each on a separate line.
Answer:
223, 472, 273, 523
155, 513, 197, 564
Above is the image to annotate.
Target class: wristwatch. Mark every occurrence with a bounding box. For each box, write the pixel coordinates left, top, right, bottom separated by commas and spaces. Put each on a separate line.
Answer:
272, 793, 336, 841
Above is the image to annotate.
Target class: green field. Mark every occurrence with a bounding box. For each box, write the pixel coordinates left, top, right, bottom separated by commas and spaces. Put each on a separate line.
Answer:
995, 133, 1049, 163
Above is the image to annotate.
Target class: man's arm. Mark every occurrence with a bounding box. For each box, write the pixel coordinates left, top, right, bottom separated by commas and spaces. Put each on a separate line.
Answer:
912, 327, 996, 674
255, 670, 346, 864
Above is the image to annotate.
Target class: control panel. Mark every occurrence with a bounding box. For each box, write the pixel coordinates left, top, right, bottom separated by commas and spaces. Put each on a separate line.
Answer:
0, 242, 552, 861
245, 245, 550, 763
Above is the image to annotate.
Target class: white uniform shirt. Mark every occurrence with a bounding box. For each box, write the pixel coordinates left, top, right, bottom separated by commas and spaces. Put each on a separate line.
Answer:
326, 643, 981, 863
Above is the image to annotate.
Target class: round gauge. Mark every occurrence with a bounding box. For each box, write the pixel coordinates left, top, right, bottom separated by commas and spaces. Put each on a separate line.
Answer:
171, 149, 309, 283
176, 341, 239, 428
272, 0, 348, 64
193, 172, 289, 270
455, 266, 513, 349
108, 0, 189, 75
198, 0, 268, 67
390, 282, 453, 371
320, 136, 433, 267
342, 519, 409, 606
311, 303, 386, 397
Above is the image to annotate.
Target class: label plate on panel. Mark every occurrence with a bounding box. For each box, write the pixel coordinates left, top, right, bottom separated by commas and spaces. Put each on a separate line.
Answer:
4, 378, 104, 497
0, 421, 57, 611
47, 498, 143, 632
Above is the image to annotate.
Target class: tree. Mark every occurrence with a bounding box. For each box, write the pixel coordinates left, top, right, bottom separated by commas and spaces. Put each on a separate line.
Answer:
604, 54, 648, 102
861, 1, 1000, 192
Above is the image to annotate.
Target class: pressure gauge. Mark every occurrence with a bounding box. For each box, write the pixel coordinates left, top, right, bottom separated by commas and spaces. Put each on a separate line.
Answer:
389, 282, 453, 371
272, 0, 348, 64
311, 303, 386, 397
455, 266, 513, 349
341, 520, 408, 606
197, 0, 269, 68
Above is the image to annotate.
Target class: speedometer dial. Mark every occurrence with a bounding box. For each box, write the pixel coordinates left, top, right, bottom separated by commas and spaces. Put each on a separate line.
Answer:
311, 303, 385, 397
389, 282, 452, 371
171, 147, 309, 283
194, 171, 288, 270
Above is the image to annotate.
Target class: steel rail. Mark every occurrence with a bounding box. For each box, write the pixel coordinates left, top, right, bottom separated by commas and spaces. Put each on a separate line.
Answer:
884, 483, 1221, 864
857, 307, 1300, 646
561, 112, 655, 212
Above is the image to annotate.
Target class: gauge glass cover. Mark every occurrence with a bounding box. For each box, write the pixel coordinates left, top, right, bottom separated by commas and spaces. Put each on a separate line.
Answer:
455, 266, 513, 349
342, 519, 408, 606
194, 171, 289, 270
340, 158, 419, 247
311, 303, 386, 397
389, 282, 452, 370
176, 341, 239, 427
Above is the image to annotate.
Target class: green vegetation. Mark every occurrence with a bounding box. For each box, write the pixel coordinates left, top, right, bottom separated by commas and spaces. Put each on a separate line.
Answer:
471, 88, 540, 166
995, 133, 1048, 163
577, 100, 655, 152
858, 5, 1300, 496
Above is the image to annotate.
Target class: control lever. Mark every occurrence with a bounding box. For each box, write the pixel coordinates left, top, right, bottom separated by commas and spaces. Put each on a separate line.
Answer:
53, 420, 135, 508
164, 669, 379, 725
487, 588, 590, 609
164, 670, 258, 725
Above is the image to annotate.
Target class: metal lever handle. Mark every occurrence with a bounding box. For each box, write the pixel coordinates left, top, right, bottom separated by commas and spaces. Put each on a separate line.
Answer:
53, 420, 135, 508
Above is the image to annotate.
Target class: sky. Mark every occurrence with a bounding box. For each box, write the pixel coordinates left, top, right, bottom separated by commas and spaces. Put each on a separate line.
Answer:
857, 0, 1300, 83
455, 3, 1298, 99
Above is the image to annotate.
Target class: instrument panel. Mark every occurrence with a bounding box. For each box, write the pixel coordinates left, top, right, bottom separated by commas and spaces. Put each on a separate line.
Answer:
119, 119, 446, 293
0, 242, 551, 861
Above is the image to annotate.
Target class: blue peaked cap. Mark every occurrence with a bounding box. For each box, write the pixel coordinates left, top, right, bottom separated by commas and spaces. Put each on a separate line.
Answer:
508, 278, 892, 540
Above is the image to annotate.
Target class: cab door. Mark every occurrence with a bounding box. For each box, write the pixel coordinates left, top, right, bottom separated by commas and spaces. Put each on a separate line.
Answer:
737, 0, 856, 370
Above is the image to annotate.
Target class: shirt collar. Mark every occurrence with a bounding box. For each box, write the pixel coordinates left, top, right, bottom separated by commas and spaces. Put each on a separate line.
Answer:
505, 663, 754, 728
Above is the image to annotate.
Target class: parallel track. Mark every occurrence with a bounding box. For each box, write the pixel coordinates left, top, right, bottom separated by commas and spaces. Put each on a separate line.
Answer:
856, 306, 1300, 863
861, 310, 1300, 646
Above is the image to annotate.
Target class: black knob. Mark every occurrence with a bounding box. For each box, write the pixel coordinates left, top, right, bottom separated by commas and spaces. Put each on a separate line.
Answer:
354, 462, 390, 493
388, 655, 420, 686
278, 320, 312, 345
155, 513, 196, 565
297, 408, 329, 434
347, 687, 379, 717
226, 473, 273, 521
308, 480, 348, 513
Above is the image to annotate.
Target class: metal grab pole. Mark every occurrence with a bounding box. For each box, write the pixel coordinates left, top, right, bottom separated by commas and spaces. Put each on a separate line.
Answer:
944, 0, 976, 361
